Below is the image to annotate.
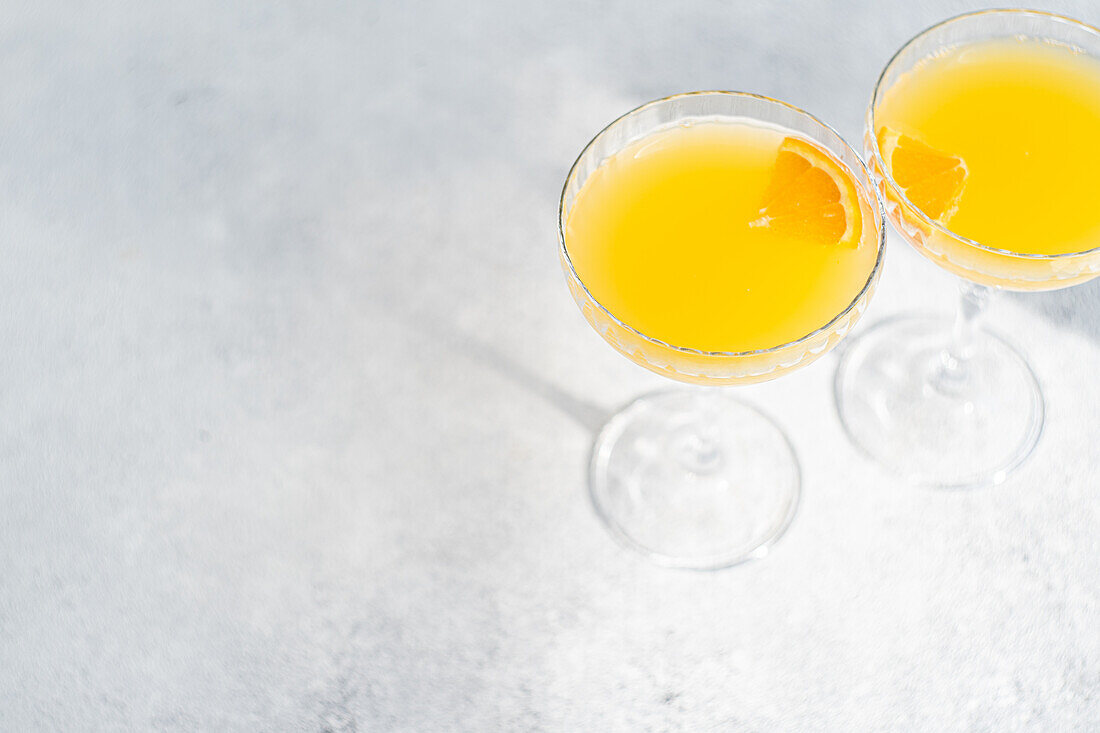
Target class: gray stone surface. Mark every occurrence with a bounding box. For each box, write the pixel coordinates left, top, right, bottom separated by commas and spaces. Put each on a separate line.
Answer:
1, 1, 1098, 730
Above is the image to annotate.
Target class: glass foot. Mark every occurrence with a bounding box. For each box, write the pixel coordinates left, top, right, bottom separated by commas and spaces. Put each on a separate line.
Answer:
834, 315, 1044, 488
589, 390, 800, 569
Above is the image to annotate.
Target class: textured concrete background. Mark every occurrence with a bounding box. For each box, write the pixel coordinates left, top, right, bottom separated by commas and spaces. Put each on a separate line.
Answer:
1, 1, 1098, 730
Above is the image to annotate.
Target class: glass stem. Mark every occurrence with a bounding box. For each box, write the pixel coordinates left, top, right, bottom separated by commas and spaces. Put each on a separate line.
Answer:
678, 430, 721, 472
671, 391, 723, 474
931, 281, 992, 396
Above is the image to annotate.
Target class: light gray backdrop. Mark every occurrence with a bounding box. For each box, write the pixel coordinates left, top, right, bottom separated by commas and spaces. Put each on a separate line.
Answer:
1, 1, 1098, 730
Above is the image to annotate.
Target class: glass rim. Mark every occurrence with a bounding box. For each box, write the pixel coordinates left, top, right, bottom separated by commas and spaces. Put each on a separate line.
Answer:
868, 8, 1100, 260
557, 90, 887, 360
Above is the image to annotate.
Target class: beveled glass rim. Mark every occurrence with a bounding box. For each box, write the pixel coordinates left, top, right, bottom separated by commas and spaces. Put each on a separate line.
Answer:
557, 90, 886, 359
868, 8, 1100, 260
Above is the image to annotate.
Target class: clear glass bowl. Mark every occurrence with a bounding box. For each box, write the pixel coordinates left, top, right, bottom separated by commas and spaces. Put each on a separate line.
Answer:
867, 9, 1100, 291
560, 92, 885, 386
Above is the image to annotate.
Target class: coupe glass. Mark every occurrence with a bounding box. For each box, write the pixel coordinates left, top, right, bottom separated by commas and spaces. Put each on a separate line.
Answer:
835, 10, 1100, 489
559, 92, 885, 569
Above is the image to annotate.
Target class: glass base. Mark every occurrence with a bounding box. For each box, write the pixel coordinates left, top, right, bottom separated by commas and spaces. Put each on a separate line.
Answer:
589, 390, 800, 569
834, 315, 1044, 488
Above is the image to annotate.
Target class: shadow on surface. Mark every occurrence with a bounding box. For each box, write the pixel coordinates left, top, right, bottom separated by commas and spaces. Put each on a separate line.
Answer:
399, 308, 610, 435
1011, 277, 1100, 344
446, 330, 610, 435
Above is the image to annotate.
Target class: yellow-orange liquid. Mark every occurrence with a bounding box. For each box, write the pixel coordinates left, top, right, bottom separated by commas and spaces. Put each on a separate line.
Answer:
876, 38, 1100, 256
564, 120, 878, 353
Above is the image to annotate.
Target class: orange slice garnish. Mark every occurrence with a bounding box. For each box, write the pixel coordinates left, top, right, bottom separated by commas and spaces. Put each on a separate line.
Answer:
751, 136, 863, 248
878, 127, 967, 223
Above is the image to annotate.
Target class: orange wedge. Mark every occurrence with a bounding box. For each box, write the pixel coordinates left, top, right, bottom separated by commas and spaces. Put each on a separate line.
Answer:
751, 136, 863, 248
877, 127, 967, 223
